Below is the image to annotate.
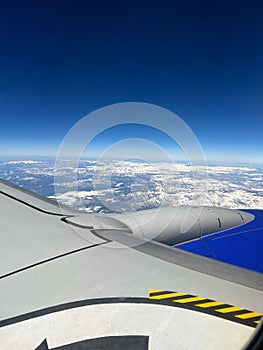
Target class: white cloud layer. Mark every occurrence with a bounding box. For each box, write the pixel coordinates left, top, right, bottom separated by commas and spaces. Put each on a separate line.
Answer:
1, 159, 263, 213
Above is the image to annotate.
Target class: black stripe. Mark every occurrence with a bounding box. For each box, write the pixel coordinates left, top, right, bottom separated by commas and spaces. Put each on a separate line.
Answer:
158, 298, 261, 328
171, 294, 201, 302
195, 301, 235, 310
190, 299, 226, 308
0, 241, 108, 280
149, 290, 174, 297
0, 297, 151, 327
150, 291, 210, 303
0, 296, 260, 329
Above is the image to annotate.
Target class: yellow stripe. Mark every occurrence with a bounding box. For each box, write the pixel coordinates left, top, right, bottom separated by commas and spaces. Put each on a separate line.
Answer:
235, 312, 262, 320
150, 292, 186, 300
254, 320, 261, 324
149, 289, 164, 294
173, 296, 206, 303
216, 306, 243, 314
195, 301, 225, 308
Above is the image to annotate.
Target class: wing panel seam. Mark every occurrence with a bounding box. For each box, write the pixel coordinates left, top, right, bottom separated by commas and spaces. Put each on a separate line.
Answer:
0, 241, 108, 280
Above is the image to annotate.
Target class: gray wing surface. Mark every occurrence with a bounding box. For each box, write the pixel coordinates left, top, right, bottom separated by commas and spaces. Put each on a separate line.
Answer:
0, 179, 263, 350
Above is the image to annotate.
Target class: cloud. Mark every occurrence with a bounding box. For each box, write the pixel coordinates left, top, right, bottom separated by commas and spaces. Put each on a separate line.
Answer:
1, 159, 263, 213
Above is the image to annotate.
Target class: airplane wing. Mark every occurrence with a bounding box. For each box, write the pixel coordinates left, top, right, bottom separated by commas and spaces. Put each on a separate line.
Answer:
0, 179, 263, 350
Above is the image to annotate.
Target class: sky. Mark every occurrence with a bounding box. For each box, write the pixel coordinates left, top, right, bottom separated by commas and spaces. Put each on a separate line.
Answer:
0, 0, 262, 163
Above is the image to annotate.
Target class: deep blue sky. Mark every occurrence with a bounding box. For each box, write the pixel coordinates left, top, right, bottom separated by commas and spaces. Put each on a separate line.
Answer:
0, 0, 262, 163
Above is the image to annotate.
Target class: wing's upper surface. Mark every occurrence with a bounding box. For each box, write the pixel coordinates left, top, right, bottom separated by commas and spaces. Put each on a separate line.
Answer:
0, 179, 263, 350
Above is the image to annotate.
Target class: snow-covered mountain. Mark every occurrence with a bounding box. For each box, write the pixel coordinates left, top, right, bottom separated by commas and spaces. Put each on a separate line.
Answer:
1, 158, 262, 213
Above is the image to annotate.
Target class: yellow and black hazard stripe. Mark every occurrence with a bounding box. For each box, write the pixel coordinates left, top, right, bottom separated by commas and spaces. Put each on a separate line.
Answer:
149, 289, 262, 328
